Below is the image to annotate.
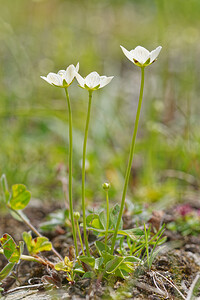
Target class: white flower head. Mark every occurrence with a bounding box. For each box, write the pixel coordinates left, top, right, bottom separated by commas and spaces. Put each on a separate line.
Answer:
76, 71, 113, 91
120, 45, 162, 67
41, 63, 79, 88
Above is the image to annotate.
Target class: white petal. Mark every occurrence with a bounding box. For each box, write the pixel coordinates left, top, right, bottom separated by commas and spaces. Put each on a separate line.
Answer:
99, 76, 114, 88
76, 72, 85, 87
150, 46, 162, 63
58, 70, 66, 77
47, 73, 63, 86
75, 62, 79, 72
85, 72, 100, 89
65, 65, 76, 84
132, 46, 150, 64
40, 76, 53, 85
120, 45, 134, 62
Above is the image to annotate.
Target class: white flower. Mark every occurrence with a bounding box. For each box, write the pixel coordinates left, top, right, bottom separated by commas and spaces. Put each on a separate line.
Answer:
76, 71, 113, 91
120, 45, 162, 67
41, 63, 79, 87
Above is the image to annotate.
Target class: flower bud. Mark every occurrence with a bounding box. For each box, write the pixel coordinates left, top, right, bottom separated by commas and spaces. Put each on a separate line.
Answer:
74, 212, 80, 221
102, 182, 110, 191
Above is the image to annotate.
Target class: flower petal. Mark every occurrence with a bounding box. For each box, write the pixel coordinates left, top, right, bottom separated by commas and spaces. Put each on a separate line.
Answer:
65, 64, 76, 84
99, 76, 114, 88
76, 72, 85, 88
150, 46, 162, 63
40, 76, 53, 85
75, 62, 79, 72
131, 46, 150, 65
85, 72, 100, 89
120, 45, 134, 62
58, 70, 66, 77
46, 73, 63, 86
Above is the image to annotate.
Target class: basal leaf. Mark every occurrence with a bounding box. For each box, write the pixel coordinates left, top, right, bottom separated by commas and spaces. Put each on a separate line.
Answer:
115, 268, 129, 279
0, 174, 10, 204
33, 237, 52, 254
99, 211, 107, 230
9, 184, 31, 210
105, 256, 124, 274
110, 204, 123, 230
124, 256, 141, 263
94, 257, 104, 270
0, 234, 21, 263
82, 271, 94, 279
95, 240, 110, 256
86, 213, 103, 230
23, 231, 52, 255
0, 262, 15, 280
78, 256, 95, 268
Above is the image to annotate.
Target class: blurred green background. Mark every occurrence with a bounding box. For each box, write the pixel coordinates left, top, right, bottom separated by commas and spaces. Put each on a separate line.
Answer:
1, 0, 200, 210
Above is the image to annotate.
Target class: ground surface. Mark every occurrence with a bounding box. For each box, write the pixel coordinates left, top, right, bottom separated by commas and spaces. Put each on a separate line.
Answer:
1, 198, 200, 299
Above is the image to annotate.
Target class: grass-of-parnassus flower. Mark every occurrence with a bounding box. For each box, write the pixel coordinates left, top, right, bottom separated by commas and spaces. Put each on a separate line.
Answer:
41, 63, 79, 257
41, 63, 79, 87
120, 45, 162, 67
77, 70, 113, 256
76, 71, 113, 91
110, 45, 162, 254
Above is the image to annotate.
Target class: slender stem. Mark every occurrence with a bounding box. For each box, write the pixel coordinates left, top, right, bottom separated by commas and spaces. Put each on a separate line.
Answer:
144, 223, 149, 268
8, 206, 63, 261
82, 91, 93, 257
65, 88, 79, 258
76, 219, 85, 256
111, 67, 145, 254
0, 248, 44, 264
105, 190, 109, 250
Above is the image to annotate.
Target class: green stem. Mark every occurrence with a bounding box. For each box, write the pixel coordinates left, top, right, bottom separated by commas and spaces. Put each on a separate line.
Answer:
76, 219, 85, 256
105, 190, 109, 250
0, 249, 44, 264
144, 223, 149, 268
65, 88, 78, 258
111, 67, 145, 254
8, 206, 63, 261
82, 91, 93, 257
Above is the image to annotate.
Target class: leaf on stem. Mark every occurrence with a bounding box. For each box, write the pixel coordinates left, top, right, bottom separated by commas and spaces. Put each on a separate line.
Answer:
0, 233, 22, 263
23, 231, 52, 255
0, 262, 15, 280
9, 184, 31, 210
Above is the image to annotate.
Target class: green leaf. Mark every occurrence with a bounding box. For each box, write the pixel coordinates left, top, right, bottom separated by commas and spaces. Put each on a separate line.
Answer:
9, 184, 31, 210
95, 240, 110, 256
94, 257, 104, 270
117, 228, 144, 240
101, 252, 114, 265
0, 262, 15, 280
105, 256, 124, 274
1, 174, 10, 204
23, 232, 52, 255
86, 214, 103, 230
78, 256, 95, 268
119, 262, 135, 273
9, 209, 30, 223
115, 268, 129, 279
0, 234, 21, 263
82, 271, 94, 279
99, 211, 107, 230
110, 204, 123, 230
124, 256, 141, 263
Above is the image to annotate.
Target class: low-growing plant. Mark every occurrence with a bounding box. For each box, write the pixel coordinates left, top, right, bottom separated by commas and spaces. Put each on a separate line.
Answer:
0, 45, 166, 293
167, 204, 200, 236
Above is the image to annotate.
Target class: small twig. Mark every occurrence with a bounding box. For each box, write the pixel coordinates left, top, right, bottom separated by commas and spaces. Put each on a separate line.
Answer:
9, 207, 63, 261
154, 271, 186, 300
186, 273, 200, 300
2, 283, 49, 296
152, 272, 169, 298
